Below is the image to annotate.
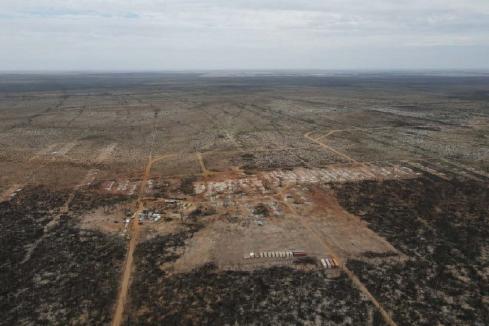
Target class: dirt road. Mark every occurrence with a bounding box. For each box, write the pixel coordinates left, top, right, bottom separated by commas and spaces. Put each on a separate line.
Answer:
304, 131, 359, 163
304, 131, 379, 179
278, 193, 398, 326
111, 207, 141, 326
111, 157, 149, 326
196, 152, 211, 177
111, 153, 175, 326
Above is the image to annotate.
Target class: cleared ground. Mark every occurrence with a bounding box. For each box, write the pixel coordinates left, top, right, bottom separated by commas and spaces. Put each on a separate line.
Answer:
0, 73, 488, 325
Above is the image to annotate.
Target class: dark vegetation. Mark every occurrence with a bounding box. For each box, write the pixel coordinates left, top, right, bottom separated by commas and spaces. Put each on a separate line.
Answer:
152, 181, 170, 197
333, 176, 489, 325
293, 256, 319, 265
2, 73, 489, 325
241, 152, 255, 161
126, 224, 378, 325
253, 203, 270, 217
180, 175, 197, 195
361, 251, 399, 259
0, 188, 126, 325
0, 186, 67, 276
188, 205, 216, 219
70, 189, 130, 213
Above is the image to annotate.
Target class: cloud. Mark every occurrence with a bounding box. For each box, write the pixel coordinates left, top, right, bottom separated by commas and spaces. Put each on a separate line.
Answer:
0, 0, 488, 70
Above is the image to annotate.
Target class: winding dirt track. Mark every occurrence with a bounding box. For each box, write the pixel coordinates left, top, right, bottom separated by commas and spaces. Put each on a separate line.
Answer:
196, 152, 211, 177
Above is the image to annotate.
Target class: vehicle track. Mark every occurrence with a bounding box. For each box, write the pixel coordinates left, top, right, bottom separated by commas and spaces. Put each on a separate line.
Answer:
111, 151, 177, 326
278, 192, 399, 326
304, 131, 358, 163
196, 152, 211, 177
351, 127, 489, 183
20, 166, 96, 265
112, 96, 160, 326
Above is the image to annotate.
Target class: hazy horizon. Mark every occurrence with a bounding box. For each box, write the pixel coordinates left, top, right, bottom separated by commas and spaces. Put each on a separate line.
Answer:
1, 69, 489, 75
2, 1, 489, 71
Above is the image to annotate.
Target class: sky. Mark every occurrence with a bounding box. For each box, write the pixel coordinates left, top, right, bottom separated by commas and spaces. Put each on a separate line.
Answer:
1, 0, 489, 71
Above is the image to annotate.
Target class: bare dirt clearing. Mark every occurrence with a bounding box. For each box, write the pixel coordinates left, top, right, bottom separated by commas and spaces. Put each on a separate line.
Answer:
0, 73, 488, 325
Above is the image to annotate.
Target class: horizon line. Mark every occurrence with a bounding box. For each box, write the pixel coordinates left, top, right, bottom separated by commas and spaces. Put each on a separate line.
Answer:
1, 68, 489, 75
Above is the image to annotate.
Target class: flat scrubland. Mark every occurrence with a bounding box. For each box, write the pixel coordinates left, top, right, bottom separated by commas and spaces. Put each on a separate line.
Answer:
0, 72, 488, 325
